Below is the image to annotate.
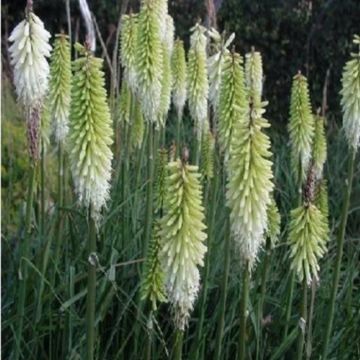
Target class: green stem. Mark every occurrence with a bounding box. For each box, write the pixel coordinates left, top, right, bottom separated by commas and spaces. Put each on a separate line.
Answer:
14, 163, 36, 360
176, 114, 181, 157
174, 329, 184, 360
40, 142, 45, 237
132, 125, 147, 234
143, 124, 157, 254
256, 237, 271, 360
193, 175, 218, 359
283, 272, 296, 342
214, 214, 231, 360
145, 310, 153, 360
134, 124, 158, 355
239, 262, 250, 360
321, 149, 356, 360
305, 280, 316, 360
35, 141, 48, 322
86, 210, 97, 360
283, 160, 303, 345
52, 143, 65, 286
296, 278, 307, 360
121, 120, 131, 250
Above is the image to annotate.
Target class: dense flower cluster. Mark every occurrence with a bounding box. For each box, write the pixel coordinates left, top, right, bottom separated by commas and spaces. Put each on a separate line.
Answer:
187, 23, 209, 137
218, 52, 247, 154
160, 159, 207, 329
49, 34, 72, 143
9, 10, 51, 109
288, 203, 328, 284
68, 46, 113, 219
288, 73, 315, 179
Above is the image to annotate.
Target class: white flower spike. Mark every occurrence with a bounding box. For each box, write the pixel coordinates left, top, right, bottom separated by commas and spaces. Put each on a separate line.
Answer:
9, 7, 52, 109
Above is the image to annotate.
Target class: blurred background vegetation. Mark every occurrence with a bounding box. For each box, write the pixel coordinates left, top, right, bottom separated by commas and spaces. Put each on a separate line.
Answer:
2, 0, 360, 122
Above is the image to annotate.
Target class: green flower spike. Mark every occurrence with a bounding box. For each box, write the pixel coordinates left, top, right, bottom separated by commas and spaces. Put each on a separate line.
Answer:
312, 115, 327, 179
141, 220, 167, 310
171, 39, 187, 118
266, 197, 281, 248
315, 179, 329, 237
135, 0, 163, 124
340, 34, 360, 151
288, 203, 328, 285
68, 44, 113, 219
187, 23, 209, 137
120, 13, 138, 93
159, 157, 207, 330
218, 52, 247, 155
49, 34, 72, 143
227, 96, 274, 269
288, 73, 315, 179
245, 50, 263, 106
130, 99, 145, 151
289, 167, 328, 284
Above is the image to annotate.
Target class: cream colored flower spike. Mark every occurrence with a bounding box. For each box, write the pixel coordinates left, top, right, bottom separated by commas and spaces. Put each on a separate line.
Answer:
9, 11, 52, 108
245, 50, 263, 105
340, 35, 360, 151
69, 45, 113, 220
49, 35, 72, 143
135, 0, 163, 124
160, 159, 207, 330
187, 23, 209, 137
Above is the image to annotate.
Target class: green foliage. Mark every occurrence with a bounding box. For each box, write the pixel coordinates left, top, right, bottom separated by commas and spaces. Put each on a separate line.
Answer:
1, 77, 29, 233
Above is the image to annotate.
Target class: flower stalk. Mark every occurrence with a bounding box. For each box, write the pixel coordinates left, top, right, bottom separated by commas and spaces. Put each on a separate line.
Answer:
322, 35, 359, 359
